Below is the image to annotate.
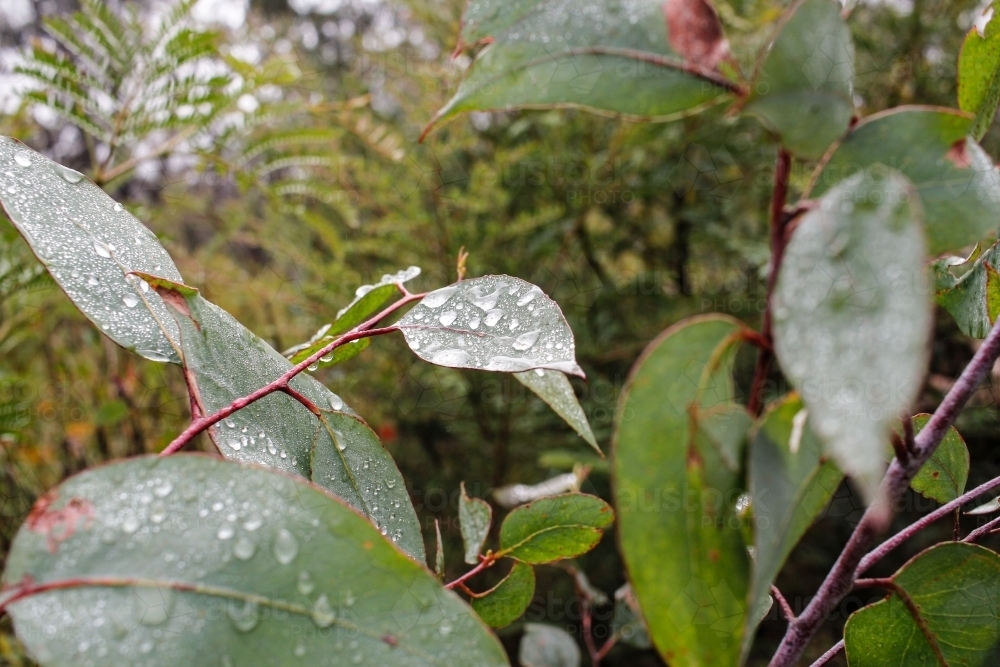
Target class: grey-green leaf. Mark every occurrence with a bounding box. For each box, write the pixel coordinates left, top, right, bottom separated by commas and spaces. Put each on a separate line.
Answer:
0, 137, 182, 363
519, 624, 581, 667
744, 0, 854, 159
398, 276, 584, 377
1, 455, 509, 667
772, 172, 931, 499
514, 369, 599, 454
470, 561, 536, 629
330, 266, 421, 336
746, 395, 843, 656
498, 493, 613, 564
807, 107, 1000, 255
936, 240, 1000, 338
154, 282, 425, 561
612, 584, 651, 649
435, 519, 446, 581
460, 482, 493, 565
895, 415, 969, 504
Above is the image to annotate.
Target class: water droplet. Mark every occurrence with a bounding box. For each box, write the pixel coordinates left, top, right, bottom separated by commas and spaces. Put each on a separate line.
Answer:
439, 620, 453, 636
217, 523, 235, 540
329, 395, 344, 410
149, 502, 167, 524
534, 368, 545, 377
298, 571, 316, 595
55, 164, 84, 183
267, 440, 277, 455
123, 294, 139, 308
93, 241, 112, 259
134, 588, 172, 626
386, 479, 397, 489
294, 643, 306, 657
517, 287, 542, 306
13, 152, 32, 167
6, 185, 16, 194
273, 528, 299, 564
226, 438, 241, 451
484, 309, 504, 327
154, 481, 173, 498
344, 590, 356, 607
439, 310, 458, 326
228, 600, 260, 633
122, 515, 140, 534
422, 286, 459, 309
243, 514, 263, 531
234, 535, 256, 560
113, 203, 124, 213
513, 330, 540, 351
431, 349, 471, 366
469, 316, 481, 330
311, 594, 337, 628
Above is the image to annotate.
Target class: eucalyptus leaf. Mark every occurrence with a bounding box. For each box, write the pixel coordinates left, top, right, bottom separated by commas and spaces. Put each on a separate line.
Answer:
398, 276, 584, 377
497, 493, 613, 564
515, 369, 599, 453
772, 172, 931, 500
470, 561, 536, 629
0, 137, 183, 363
936, 240, 1000, 338
435, 520, 446, 581
844, 542, 1000, 666
807, 107, 1000, 255
966, 496, 1000, 515
424, 0, 739, 137
152, 280, 425, 561
331, 266, 421, 336
891, 415, 969, 505
1, 455, 508, 667
613, 315, 751, 667
460, 482, 493, 565
519, 623, 581, 667
744, 0, 854, 159
958, 3, 1000, 140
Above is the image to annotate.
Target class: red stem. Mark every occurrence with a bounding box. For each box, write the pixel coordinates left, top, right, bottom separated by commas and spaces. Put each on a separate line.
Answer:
444, 556, 497, 590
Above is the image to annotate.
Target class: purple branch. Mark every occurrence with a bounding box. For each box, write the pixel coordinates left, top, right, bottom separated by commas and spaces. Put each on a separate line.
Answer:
769, 317, 1000, 667
809, 640, 844, 667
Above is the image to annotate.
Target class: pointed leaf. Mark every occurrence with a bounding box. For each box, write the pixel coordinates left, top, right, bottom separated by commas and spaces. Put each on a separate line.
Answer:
435, 520, 446, 581
773, 172, 931, 499
808, 107, 1000, 255
612, 584, 652, 649
425, 0, 739, 137
746, 395, 843, 655
519, 624, 581, 667
893, 415, 969, 505
967, 496, 1000, 515
844, 542, 1000, 666
1, 455, 509, 667
0, 137, 183, 363
744, 0, 854, 159
497, 493, 613, 564
331, 267, 422, 336
153, 282, 425, 561
958, 4, 1000, 140
470, 562, 536, 628
398, 276, 584, 377
460, 482, 493, 565
514, 369, 599, 453
493, 473, 582, 509
937, 240, 1000, 338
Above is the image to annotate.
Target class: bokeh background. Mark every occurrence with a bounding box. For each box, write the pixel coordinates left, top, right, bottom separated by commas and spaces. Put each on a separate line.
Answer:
0, 0, 997, 664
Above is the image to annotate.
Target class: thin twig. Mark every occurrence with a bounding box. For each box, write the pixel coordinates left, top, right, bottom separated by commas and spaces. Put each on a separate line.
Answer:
809, 639, 844, 667
963, 514, 1000, 543
771, 585, 796, 622
768, 316, 1000, 667
444, 556, 497, 590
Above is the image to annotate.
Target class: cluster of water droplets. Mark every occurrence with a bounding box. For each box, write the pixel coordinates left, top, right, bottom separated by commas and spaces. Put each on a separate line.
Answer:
0, 138, 183, 363
398, 275, 583, 376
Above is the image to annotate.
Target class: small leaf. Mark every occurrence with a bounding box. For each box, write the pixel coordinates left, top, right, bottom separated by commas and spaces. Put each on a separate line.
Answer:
460, 482, 493, 565
937, 240, 1000, 338
470, 561, 536, 629
330, 266, 421, 336
1, 455, 509, 667
398, 276, 584, 377
844, 542, 1000, 666
966, 496, 1000, 515
744, 0, 854, 159
807, 107, 1000, 255
435, 519, 446, 581
746, 395, 843, 656
514, 369, 599, 454
154, 281, 425, 561
493, 473, 583, 509
772, 172, 931, 500
519, 624, 581, 667
958, 3, 1000, 140
497, 493, 613, 564
0, 137, 183, 363
612, 584, 651, 649
893, 415, 969, 505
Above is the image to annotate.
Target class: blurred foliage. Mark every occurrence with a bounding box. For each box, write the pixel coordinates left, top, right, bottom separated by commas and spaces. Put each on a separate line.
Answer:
0, 0, 998, 665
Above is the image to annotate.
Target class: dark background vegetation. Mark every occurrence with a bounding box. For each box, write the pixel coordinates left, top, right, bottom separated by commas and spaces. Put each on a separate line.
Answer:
0, 0, 997, 664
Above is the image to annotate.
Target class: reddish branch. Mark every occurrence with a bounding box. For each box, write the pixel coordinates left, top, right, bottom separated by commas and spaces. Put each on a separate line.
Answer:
159, 288, 425, 456
769, 316, 1000, 667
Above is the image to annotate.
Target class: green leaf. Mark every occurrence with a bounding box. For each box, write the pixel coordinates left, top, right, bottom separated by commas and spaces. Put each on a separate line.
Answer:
937, 241, 1000, 338
434, 520, 446, 581
460, 482, 493, 565
425, 0, 739, 137
330, 267, 421, 336
1, 455, 509, 667
613, 315, 751, 667
286, 329, 370, 369
746, 395, 843, 656
958, 4, 1000, 140
497, 493, 613, 564
152, 281, 425, 562
514, 369, 599, 454
0, 138, 183, 363
967, 496, 1000, 515
844, 542, 1000, 666
470, 562, 536, 628
519, 624, 581, 667
744, 0, 854, 159
612, 584, 652, 649
894, 415, 969, 505
398, 276, 584, 377
773, 172, 931, 499
807, 107, 1000, 255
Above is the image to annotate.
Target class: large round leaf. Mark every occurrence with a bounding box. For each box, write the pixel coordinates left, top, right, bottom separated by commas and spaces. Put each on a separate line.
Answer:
1, 455, 509, 667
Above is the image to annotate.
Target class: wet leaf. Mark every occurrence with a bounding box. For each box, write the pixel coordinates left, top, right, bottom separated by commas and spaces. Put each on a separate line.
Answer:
773, 172, 931, 499
514, 369, 599, 453
497, 493, 613, 564
936, 240, 1000, 338
470, 561, 536, 628
519, 624, 581, 667
398, 276, 584, 377
0, 137, 183, 363
1, 455, 509, 667
844, 542, 1000, 666
434, 520, 446, 581
958, 3, 1000, 140
153, 280, 425, 561
460, 482, 493, 565
330, 266, 421, 336
808, 107, 1000, 255
744, 0, 854, 159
